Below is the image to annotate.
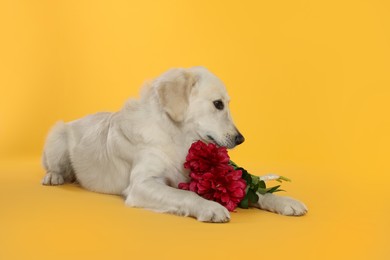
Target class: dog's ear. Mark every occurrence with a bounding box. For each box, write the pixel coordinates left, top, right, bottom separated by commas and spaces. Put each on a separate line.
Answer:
157, 69, 197, 122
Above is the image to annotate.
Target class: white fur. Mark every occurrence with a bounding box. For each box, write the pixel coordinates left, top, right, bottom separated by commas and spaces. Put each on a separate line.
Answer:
42, 67, 307, 222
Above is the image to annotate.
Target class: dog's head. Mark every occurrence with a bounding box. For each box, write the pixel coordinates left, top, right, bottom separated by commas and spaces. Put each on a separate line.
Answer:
155, 66, 244, 149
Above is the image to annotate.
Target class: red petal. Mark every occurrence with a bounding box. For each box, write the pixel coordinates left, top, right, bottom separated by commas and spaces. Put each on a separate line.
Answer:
231, 188, 245, 198
225, 200, 237, 211
221, 193, 230, 203
189, 182, 198, 192
178, 183, 189, 190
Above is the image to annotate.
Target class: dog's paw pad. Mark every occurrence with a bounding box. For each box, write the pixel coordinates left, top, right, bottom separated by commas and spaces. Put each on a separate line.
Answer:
42, 172, 64, 186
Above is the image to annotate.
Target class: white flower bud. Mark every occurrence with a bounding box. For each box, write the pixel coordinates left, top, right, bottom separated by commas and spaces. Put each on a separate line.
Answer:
259, 174, 280, 181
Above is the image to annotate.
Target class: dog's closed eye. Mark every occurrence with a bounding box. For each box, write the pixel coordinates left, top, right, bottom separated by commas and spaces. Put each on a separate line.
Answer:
213, 100, 224, 110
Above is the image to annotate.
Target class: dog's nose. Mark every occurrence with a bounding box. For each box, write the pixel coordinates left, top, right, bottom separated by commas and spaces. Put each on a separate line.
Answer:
235, 133, 245, 145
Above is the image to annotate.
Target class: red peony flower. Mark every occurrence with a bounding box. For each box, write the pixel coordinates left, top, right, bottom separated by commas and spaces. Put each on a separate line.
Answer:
184, 141, 230, 173
179, 141, 247, 211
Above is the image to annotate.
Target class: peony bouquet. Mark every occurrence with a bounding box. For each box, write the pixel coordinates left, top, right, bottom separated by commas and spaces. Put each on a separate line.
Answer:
178, 141, 290, 211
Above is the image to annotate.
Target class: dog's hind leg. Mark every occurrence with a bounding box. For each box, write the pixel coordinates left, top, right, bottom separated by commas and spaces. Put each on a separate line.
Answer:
42, 122, 75, 185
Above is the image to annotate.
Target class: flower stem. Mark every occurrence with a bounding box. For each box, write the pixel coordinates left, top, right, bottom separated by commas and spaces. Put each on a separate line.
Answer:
229, 160, 289, 206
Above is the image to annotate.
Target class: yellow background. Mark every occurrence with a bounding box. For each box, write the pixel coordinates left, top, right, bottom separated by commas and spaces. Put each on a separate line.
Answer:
1, 0, 389, 259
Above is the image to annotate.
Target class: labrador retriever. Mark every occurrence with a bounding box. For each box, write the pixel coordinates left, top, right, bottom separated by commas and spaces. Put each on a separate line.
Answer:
42, 67, 307, 222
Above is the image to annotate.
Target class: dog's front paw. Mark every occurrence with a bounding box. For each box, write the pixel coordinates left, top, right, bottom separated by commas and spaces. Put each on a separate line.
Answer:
195, 200, 230, 223
258, 193, 308, 216
275, 197, 308, 216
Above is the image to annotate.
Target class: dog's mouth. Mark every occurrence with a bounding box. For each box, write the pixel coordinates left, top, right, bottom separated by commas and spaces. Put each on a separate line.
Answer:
206, 135, 221, 147
206, 134, 237, 149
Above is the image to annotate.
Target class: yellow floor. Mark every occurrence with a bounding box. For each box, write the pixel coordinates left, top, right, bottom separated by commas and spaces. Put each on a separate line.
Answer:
1, 158, 388, 260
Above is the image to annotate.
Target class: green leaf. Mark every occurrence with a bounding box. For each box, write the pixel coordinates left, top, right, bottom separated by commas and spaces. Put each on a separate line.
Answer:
239, 195, 249, 209
244, 185, 250, 194
240, 169, 252, 186
277, 176, 291, 182
266, 185, 281, 193
247, 189, 259, 203
257, 188, 267, 195
247, 190, 255, 203
229, 160, 239, 169
259, 180, 266, 189
251, 175, 260, 185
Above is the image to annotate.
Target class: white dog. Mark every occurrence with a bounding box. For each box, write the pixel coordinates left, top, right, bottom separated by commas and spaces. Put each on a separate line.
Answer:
42, 67, 307, 222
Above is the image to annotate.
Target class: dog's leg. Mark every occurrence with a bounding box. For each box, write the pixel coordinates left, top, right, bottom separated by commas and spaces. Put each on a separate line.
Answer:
250, 193, 308, 216
42, 122, 74, 185
125, 168, 230, 222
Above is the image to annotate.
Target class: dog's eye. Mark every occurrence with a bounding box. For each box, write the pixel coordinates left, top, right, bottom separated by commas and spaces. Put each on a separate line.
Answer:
213, 100, 224, 110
